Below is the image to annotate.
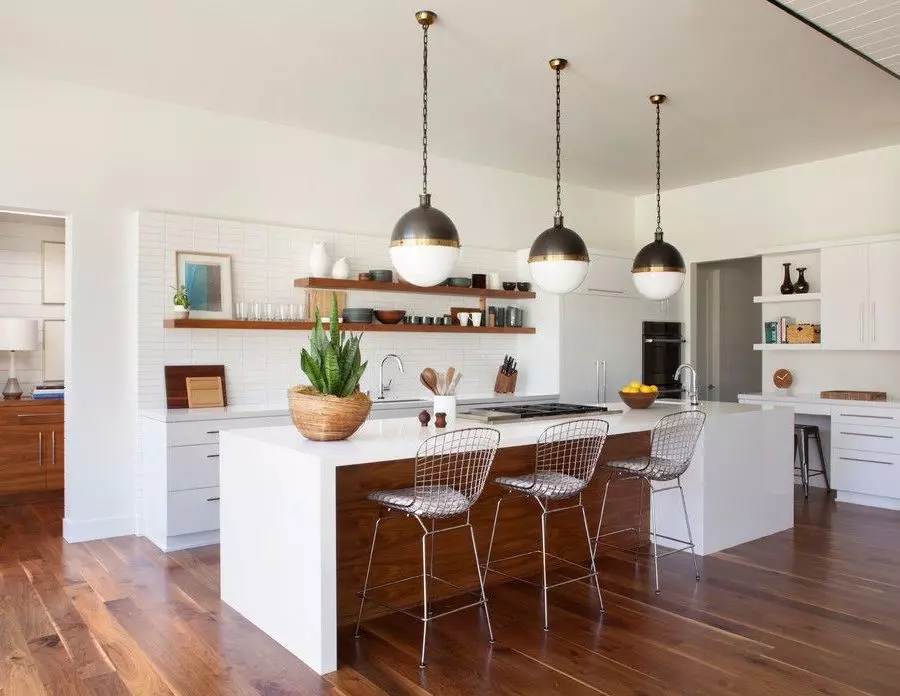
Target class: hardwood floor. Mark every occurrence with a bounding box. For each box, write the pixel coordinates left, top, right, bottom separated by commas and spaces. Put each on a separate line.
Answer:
1, 490, 900, 695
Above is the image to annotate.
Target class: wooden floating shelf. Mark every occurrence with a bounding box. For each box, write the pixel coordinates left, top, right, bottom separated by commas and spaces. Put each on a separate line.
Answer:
753, 293, 821, 304
753, 343, 822, 351
294, 277, 536, 299
164, 319, 535, 334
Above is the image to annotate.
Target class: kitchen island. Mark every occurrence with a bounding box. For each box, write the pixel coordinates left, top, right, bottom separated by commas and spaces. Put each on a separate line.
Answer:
219, 400, 792, 674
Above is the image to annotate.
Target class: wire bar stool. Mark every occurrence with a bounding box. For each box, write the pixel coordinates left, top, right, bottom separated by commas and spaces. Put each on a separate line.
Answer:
483, 419, 609, 631
354, 427, 501, 668
593, 410, 706, 594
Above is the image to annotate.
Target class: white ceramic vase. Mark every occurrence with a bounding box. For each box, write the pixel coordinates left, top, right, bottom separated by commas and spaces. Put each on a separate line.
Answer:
309, 241, 331, 278
332, 257, 350, 280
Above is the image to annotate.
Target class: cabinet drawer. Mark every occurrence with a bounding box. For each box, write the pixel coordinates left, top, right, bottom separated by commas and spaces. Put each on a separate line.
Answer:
168, 444, 219, 491
832, 406, 900, 428
167, 487, 220, 536
168, 415, 291, 446
832, 425, 900, 454
832, 449, 900, 498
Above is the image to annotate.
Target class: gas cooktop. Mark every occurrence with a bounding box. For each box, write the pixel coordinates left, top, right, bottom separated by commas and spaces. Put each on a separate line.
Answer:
458, 402, 622, 423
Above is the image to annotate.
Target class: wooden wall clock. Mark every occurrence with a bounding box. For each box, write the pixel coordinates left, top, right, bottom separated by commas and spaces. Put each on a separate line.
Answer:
773, 368, 793, 391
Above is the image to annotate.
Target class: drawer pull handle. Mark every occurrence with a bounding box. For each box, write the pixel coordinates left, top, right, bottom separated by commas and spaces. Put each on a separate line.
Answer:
839, 456, 894, 466
206, 496, 221, 502
206, 454, 220, 459
838, 413, 893, 420
206, 430, 220, 435
839, 431, 893, 439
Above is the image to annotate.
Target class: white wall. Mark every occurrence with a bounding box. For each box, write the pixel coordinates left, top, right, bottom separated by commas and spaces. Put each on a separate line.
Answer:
0, 217, 65, 393
0, 71, 633, 541
636, 143, 900, 394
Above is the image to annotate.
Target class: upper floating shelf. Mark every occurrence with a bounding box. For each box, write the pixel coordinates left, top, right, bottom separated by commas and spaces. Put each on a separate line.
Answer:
294, 277, 536, 299
753, 293, 821, 304
163, 319, 535, 334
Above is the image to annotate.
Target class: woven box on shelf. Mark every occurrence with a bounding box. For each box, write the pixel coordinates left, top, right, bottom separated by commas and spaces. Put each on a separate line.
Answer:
785, 323, 821, 344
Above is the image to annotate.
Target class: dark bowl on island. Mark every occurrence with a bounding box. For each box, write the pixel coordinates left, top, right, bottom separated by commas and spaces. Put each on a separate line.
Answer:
374, 310, 406, 325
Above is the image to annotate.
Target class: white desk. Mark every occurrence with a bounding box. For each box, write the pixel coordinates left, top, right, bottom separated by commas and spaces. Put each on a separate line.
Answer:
738, 393, 900, 511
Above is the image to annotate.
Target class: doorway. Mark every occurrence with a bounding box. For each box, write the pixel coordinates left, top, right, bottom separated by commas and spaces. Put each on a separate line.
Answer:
0, 210, 67, 503
694, 257, 761, 403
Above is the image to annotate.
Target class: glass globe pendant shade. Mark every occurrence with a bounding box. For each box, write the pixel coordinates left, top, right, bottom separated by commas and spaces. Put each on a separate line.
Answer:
631, 231, 686, 300
528, 215, 590, 294
389, 194, 460, 286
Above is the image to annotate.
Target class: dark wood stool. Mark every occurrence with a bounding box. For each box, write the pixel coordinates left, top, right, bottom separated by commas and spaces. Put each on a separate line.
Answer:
794, 424, 831, 498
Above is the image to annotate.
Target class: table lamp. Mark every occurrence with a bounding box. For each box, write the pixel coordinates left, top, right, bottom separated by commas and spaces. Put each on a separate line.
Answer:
0, 318, 39, 399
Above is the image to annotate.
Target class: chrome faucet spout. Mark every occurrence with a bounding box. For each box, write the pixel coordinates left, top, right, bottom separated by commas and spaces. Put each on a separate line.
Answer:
378, 354, 404, 400
675, 363, 700, 406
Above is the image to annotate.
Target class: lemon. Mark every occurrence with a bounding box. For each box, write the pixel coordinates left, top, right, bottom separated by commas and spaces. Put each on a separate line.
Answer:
628, 380, 641, 389
639, 385, 653, 394
649, 385, 658, 393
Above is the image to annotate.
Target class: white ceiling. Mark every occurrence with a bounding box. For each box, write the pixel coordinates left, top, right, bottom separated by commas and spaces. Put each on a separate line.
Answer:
779, 0, 900, 77
2, 1, 900, 194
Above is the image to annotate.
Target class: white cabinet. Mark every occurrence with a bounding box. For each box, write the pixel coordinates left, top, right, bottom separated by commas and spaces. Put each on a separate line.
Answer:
576, 252, 636, 297
832, 410, 900, 502
141, 411, 291, 551
821, 241, 900, 351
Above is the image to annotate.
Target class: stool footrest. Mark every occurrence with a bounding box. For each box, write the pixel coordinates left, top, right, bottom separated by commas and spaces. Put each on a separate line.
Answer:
357, 573, 487, 623
484, 550, 598, 591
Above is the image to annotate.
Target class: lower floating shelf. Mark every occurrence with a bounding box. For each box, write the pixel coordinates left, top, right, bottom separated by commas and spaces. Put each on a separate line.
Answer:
163, 319, 535, 334
753, 343, 822, 351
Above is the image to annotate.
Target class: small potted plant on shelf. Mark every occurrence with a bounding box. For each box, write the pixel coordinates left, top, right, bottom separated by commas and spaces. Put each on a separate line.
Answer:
172, 285, 190, 319
289, 293, 371, 441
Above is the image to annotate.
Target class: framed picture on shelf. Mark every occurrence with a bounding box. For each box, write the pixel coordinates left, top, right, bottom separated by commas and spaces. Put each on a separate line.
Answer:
42, 241, 65, 305
175, 251, 234, 320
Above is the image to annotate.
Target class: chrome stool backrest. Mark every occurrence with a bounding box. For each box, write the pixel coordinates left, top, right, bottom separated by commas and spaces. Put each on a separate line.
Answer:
645, 410, 707, 480
412, 427, 501, 518
534, 418, 609, 492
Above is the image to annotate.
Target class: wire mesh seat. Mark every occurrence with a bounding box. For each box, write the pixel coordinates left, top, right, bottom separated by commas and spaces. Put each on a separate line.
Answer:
593, 410, 706, 594
483, 419, 609, 631
354, 427, 501, 667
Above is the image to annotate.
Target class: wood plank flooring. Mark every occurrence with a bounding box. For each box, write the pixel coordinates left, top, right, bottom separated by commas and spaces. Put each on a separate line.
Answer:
1, 489, 899, 695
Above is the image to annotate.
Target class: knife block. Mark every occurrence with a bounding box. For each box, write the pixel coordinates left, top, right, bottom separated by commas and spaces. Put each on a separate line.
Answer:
494, 368, 517, 394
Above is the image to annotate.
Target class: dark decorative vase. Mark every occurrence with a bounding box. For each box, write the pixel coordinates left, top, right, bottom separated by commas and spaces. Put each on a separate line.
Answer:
793, 267, 809, 294
780, 263, 794, 295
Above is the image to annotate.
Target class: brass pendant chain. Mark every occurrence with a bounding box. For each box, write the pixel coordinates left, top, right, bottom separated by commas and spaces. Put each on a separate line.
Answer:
422, 22, 429, 197
655, 100, 662, 237
555, 65, 562, 220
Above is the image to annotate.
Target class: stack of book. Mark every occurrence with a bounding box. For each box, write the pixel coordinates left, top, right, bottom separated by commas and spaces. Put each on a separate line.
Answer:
32, 383, 65, 400
764, 316, 795, 344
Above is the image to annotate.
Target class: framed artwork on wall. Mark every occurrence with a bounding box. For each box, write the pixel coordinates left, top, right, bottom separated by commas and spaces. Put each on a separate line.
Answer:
43, 319, 65, 382
42, 241, 65, 305
175, 251, 234, 320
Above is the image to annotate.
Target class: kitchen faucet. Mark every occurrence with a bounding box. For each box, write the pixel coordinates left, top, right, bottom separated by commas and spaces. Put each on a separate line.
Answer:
674, 363, 700, 406
378, 354, 404, 400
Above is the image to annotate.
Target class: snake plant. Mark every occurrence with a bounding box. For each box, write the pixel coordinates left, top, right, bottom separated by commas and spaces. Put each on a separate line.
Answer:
300, 293, 368, 397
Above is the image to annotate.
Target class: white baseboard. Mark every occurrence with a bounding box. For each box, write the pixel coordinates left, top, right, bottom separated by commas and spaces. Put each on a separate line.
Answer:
143, 530, 220, 553
836, 491, 900, 511
63, 515, 135, 542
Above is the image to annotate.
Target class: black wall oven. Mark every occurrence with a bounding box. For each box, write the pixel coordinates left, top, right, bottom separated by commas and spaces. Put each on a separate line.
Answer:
642, 321, 684, 398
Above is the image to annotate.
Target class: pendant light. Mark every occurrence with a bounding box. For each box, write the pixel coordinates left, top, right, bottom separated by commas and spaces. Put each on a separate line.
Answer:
528, 59, 590, 295
389, 10, 460, 287
632, 94, 685, 301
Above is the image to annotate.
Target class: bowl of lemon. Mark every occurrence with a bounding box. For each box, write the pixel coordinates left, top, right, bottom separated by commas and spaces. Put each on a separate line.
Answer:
619, 381, 658, 409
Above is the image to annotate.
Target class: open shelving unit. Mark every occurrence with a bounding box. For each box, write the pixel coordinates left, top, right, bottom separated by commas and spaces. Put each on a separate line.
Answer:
753, 293, 821, 304
163, 318, 535, 334
293, 276, 536, 299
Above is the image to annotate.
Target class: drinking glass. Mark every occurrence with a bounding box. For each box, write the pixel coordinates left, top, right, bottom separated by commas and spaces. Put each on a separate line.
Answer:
235, 301, 247, 321
250, 301, 261, 321
264, 303, 274, 321
279, 304, 290, 322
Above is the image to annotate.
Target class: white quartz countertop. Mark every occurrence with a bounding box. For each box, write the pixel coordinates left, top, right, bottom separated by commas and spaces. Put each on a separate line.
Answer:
739, 392, 900, 408
222, 400, 766, 467
141, 393, 560, 423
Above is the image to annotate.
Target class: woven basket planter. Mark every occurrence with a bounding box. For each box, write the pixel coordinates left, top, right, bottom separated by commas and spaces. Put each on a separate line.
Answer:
288, 387, 372, 441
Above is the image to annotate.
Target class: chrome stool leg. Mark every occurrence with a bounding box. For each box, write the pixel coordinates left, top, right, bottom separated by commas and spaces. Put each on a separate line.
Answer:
650, 479, 661, 594
355, 509, 384, 638
483, 496, 504, 581
592, 477, 613, 557
468, 523, 495, 643
420, 526, 429, 667
579, 498, 604, 612
678, 477, 700, 581
539, 503, 550, 631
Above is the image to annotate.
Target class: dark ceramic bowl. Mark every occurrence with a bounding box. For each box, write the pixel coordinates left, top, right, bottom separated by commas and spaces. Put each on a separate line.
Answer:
374, 310, 406, 324
502, 282, 517, 291
342, 308, 374, 324
369, 269, 393, 283
516, 281, 532, 292
447, 277, 473, 288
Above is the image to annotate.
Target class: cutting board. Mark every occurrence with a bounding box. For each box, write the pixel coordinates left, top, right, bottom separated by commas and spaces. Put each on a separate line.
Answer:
165, 365, 227, 409
307, 290, 347, 322
185, 376, 225, 408
820, 390, 887, 401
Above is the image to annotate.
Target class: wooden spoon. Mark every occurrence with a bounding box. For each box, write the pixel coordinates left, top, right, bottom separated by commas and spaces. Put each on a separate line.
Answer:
421, 368, 438, 395
448, 371, 462, 395
446, 367, 456, 391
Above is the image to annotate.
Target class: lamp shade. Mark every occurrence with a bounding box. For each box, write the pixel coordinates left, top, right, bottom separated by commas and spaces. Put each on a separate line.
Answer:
0, 318, 39, 351
390, 194, 461, 286
631, 232, 686, 300
527, 216, 590, 294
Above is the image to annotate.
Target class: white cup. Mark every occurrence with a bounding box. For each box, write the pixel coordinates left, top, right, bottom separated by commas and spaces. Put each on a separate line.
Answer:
487, 273, 501, 290
471, 311, 482, 327
433, 395, 457, 426
457, 312, 470, 326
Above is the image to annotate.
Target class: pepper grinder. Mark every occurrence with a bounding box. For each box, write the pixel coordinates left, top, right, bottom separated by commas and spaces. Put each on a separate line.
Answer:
434, 412, 447, 428
418, 409, 431, 427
